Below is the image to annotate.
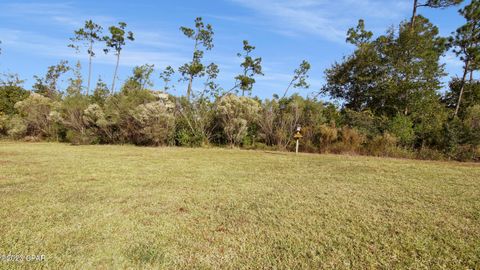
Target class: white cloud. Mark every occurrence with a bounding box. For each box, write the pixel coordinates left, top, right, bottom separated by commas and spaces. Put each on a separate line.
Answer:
133, 30, 188, 50
229, 0, 411, 42
0, 27, 189, 69
0, 1, 190, 69
0, 2, 117, 28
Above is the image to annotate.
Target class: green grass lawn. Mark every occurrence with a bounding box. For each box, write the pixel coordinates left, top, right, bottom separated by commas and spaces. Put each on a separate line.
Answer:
0, 142, 479, 269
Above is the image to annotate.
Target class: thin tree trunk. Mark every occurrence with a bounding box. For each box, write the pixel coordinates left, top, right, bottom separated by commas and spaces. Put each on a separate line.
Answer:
469, 70, 474, 83
186, 41, 199, 102
454, 60, 470, 117
111, 51, 120, 95
187, 75, 193, 102
406, 0, 418, 114
404, 75, 410, 115
282, 80, 294, 99
410, 0, 418, 30
87, 42, 93, 95
241, 67, 248, 97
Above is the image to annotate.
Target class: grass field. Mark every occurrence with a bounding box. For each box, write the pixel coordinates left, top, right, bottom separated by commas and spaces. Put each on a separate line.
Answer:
0, 142, 479, 269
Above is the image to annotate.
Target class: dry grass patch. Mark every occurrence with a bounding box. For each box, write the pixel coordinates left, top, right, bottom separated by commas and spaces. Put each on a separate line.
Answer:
0, 142, 479, 269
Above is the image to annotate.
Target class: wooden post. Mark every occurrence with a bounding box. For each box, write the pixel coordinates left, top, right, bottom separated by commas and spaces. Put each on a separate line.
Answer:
293, 126, 302, 155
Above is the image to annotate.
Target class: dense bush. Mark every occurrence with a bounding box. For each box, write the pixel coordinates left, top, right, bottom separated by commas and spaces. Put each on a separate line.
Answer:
0, 112, 8, 135
1, 63, 479, 162
318, 124, 338, 152
129, 99, 175, 146
2, 11, 480, 162
0, 85, 29, 115
14, 93, 61, 139
388, 114, 415, 146
1, 86, 479, 162
217, 94, 260, 147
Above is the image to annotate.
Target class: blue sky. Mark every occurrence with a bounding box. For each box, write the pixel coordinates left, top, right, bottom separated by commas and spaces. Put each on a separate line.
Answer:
0, 0, 468, 99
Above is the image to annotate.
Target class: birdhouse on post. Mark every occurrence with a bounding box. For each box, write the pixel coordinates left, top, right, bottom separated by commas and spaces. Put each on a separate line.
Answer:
294, 126, 303, 155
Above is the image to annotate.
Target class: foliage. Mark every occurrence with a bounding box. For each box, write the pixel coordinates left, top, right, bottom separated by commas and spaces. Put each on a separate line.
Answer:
175, 96, 217, 146
33, 60, 71, 99
6, 114, 27, 138
322, 19, 381, 112
337, 126, 366, 153
103, 22, 135, 94
123, 64, 155, 91
13, 93, 61, 139
232, 40, 263, 96
0, 85, 29, 115
0, 14, 479, 161
323, 16, 446, 117
448, 0, 480, 116
130, 96, 175, 146
217, 94, 260, 146
91, 78, 110, 106
318, 124, 338, 152
69, 20, 103, 94
159, 66, 175, 92
366, 132, 399, 157
282, 60, 311, 98
179, 17, 214, 100
444, 78, 480, 117
387, 114, 415, 146
464, 104, 480, 145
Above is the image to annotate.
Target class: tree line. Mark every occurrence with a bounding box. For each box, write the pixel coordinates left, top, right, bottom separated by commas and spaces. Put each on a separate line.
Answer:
0, 0, 479, 161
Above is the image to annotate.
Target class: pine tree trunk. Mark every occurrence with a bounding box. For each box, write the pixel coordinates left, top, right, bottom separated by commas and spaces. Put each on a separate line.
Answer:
87, 42, 93, 96
406, 0, 418, 113
282, 80, 294, 99
186, 41, 199, 102
454, 60, 470, 117
404, 81, 410, 115
187, 75, 193, 102
410, 0, 418, 30
111, 52, 120, 95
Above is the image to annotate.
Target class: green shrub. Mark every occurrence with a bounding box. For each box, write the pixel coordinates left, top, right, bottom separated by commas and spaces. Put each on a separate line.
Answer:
6, 115, 27, 139
14, 93, 60, 139
464, 105, 480, 146
338, 127, 365, 153
252, 142, 271, 150
65, 129, 98, 145
0, 85, 29, 115
130, 100, 175, 146
367, 133, 398, 156
388, 114, 414, 146
416, 147, 445, 161
318, 124, 338, 152
450, 144, 479, 162
175, 129, 204, 147
362, 132, 413, 158
217, 95, 260, 147
341, 109, 380, 137
0, 113, 8, 135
